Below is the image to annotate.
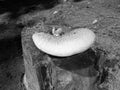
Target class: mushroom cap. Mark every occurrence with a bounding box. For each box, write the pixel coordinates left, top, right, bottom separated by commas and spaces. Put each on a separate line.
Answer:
32, 28, 95, 57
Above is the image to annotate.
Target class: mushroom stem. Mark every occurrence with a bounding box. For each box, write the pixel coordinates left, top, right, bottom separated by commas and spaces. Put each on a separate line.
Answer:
32, 28, 95, 57
52, 27, 63, 36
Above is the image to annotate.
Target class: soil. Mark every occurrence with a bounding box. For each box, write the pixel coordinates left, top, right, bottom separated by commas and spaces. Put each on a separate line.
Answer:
0, 36, 25, 90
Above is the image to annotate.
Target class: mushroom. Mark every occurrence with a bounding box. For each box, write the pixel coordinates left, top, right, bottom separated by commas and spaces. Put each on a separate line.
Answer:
32, 28, 95, 57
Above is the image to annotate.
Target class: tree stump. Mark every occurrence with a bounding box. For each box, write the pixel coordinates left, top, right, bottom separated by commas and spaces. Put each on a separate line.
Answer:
21, 23, 99, 90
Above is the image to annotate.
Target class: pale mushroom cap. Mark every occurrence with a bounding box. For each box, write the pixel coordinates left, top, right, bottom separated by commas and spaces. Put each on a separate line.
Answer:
32, 28, 95, 57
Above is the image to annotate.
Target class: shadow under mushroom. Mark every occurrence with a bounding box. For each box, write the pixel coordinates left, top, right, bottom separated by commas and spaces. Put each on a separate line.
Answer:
51, 49, 99, 77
